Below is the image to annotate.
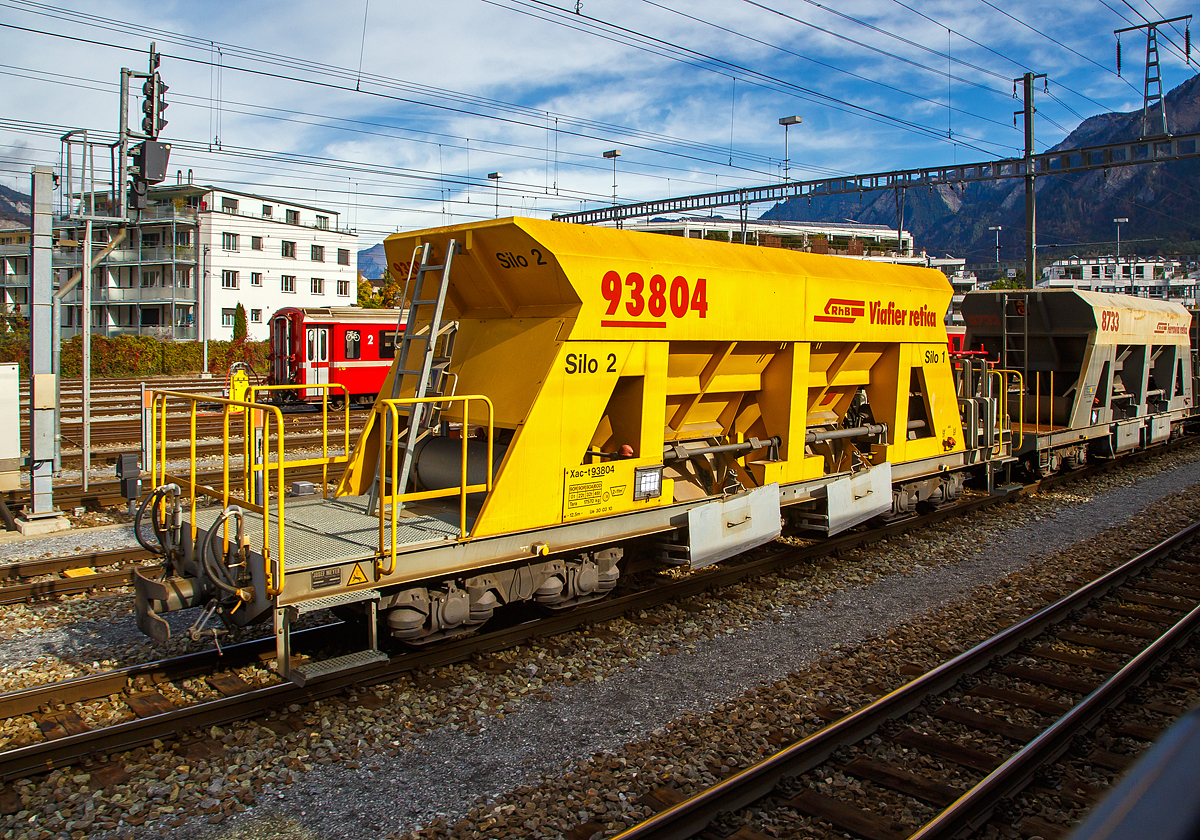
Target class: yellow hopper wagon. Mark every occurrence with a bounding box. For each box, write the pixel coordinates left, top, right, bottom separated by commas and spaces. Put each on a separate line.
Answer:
134, 218, 1012, 684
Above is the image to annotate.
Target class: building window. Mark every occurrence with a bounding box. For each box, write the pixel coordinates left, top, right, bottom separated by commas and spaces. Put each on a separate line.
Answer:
251, 272, 263, 287
250, 308, 262, 323
311, 244, 324, 262
222, 232, 239, 251
176, 268, 191, 288
140, 270, 159, 288
221, 197, 238, 214
281, 275, 296, 293
222, 270, 239, 289
310, 277, 324, 295
337, 279, 350, 296
316, 215, 329, 230
344, 329, 361, 360
286, 209, 300, 225
221, 308, 236, 327
262, 204, 273, 217
251, 236, 263, 251
338, 248, 350, 266
281, 240, 296, 258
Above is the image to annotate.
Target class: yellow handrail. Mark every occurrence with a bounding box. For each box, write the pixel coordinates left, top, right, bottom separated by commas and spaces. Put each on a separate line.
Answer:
375, 395, 495, 577
249, 383, 352, 498
991, 369, 1025, 451
148, 390, 288, 597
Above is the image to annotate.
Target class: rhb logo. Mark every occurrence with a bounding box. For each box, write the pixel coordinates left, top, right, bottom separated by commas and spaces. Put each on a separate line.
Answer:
815, 298, 865, 324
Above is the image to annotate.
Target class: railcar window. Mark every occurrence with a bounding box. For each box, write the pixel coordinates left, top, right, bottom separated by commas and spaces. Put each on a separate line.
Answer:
319, 329, 328, 362
379, 330, 397, 359
307, 328, 315, 361
345, 329, 361, 360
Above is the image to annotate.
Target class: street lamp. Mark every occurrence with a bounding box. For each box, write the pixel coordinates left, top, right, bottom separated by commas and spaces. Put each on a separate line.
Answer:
988, 225, 1002, 266
487, 172, 503, 218
603, 150, 621, 205
779, 116, 801, 181
1114, 217, 1129, 260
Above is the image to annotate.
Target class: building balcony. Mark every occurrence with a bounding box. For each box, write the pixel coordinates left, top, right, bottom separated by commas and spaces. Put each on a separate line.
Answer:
93, 286, 198, 303
0, 274, 29, 287
140, 205, 199, 223
98, 324, 198, 340
0, 244, 29, 257
141, 246, 197, 263
52, 246, 197, 266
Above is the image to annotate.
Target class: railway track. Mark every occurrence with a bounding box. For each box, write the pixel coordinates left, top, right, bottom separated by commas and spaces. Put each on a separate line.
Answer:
610, 522, 1200, 840
2, 461, 346, 511
0, 436, 1157, 601
53, 428, 359, 470
0, 480, 1030, 783
22, 409, 367, 453
0, 437, 1194, 787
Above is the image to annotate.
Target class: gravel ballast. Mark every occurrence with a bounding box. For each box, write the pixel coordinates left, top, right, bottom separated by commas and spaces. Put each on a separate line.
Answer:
5, 445, 1200, 839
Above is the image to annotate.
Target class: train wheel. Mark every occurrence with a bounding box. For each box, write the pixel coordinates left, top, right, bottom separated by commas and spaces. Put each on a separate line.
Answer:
533, 555, 620, 612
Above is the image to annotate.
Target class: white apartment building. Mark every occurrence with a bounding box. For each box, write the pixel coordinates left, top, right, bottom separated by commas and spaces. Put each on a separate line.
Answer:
198, 186, 357, 341
1038, 255, 1194, 305
2, 181, 357, 342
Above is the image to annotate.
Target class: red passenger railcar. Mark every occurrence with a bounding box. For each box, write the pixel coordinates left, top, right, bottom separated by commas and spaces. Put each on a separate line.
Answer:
268, 306, 405, 404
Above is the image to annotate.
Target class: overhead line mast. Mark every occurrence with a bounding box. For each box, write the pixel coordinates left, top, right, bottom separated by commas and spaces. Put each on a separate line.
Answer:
1114, 15, 1193, 139
1018, 72, 1046, 288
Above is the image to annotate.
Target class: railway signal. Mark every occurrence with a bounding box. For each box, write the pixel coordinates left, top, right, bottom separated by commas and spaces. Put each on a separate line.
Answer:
124, 44, 171, 211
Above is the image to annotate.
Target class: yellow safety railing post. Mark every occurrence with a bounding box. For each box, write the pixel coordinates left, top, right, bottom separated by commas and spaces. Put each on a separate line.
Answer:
1036, 370, 1041, 439
149, 390, 291, 597
189, 400, 198, 543
992, 369, 1025, 451
373, 395, 496, 579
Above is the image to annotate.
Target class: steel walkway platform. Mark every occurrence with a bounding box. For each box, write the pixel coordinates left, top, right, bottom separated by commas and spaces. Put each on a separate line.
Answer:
189, 494, 469, 570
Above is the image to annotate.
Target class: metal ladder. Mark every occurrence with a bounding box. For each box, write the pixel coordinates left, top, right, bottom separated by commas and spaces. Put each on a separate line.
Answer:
1001, 291, 1029, 383
368, 240, 459, 515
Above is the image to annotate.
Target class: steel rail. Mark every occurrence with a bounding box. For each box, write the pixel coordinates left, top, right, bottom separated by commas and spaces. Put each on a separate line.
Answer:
909, 597, 1200, 840
0, 567, 139, 605
0, 547, 153, 580
609, 519, 1200, 840
1, 437, 1194, 778
52, 428, 358, 469
0, 624, 338, 719
0, 488, 1023, 782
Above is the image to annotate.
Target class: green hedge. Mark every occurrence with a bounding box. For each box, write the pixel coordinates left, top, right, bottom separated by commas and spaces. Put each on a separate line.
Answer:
0, 333, 270, 378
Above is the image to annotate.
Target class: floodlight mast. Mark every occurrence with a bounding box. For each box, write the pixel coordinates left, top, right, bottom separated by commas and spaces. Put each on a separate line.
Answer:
779, 116, 801, 182
603, 150, 621, 206
1114, 217, 1129, 259
487, 172, 503, 218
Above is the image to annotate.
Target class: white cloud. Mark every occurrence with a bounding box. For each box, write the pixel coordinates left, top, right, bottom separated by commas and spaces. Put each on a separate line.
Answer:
0, 0, 1192, 240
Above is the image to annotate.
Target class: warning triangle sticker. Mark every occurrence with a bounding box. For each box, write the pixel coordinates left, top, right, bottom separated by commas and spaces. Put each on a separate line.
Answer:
346, 563, 369, 586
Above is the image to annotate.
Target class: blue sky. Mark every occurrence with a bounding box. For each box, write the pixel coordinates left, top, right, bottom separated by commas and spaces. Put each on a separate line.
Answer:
1, 0, 1195, 244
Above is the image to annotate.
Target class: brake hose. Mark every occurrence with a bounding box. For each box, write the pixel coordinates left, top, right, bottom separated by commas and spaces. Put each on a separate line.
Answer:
134, 484, 180, 555
203, 505, 246, 597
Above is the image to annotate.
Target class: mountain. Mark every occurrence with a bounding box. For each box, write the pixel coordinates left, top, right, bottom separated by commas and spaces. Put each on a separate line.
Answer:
761, 73, 1200, 270
357, 242, 387, 279
0, 185, 30, 229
